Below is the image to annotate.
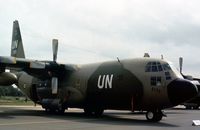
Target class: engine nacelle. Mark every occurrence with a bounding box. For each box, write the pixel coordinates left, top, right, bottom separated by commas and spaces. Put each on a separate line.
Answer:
0, 72, 17, 86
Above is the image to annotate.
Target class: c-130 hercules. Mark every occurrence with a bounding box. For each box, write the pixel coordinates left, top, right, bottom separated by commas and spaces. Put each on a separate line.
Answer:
0, 20, 198, 122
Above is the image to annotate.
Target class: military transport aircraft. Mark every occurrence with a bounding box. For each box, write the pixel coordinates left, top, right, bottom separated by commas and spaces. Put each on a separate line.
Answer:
0, 20, 198, 122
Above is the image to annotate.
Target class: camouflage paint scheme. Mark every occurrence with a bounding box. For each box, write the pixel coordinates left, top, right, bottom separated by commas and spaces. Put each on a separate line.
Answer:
0, 20, 197, 122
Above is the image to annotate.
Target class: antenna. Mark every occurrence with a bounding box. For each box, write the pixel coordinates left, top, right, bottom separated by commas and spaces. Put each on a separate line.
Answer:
117, 57, 120, 63
117, 57, 123, 67
161, 55, 164, 59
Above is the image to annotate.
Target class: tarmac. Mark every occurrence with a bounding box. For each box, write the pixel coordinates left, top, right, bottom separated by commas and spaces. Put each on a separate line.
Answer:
0, 105, 199, 130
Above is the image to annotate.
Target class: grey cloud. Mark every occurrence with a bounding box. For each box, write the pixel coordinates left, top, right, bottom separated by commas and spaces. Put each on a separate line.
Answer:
0, 0, 200, 77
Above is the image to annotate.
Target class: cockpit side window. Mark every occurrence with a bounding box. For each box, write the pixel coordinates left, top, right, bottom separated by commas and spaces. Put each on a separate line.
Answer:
157, 62, 162, 71
162, 64, 171, 71
152, 62, 158, 72
145, 62, 163, 72
162, 63, 172, 80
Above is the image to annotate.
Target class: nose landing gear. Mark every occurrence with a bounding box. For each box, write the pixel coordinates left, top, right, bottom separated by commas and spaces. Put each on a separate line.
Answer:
146, 110, 165, 122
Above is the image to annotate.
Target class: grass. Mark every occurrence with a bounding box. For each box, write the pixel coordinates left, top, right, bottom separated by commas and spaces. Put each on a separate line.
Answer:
0, 96, 35, 106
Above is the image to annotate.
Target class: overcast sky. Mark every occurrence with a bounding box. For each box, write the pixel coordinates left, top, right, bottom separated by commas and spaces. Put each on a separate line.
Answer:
0, 0, 200, 77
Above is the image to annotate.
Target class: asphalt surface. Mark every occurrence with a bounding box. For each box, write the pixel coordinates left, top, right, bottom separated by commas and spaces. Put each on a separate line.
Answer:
0, 106, 199, 130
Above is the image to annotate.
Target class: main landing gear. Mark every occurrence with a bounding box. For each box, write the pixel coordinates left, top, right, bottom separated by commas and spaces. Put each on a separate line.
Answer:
42, 99, 66, 114
145, 110, 165, 122
45, 107, 65, 114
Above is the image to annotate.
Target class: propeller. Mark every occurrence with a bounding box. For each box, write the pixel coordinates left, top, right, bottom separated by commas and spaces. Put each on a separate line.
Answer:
179, 57, 192, 80
52, 39, 58, 62
22, 39, 61, 94
51, 39, 59, 94
179, 57, 200, 82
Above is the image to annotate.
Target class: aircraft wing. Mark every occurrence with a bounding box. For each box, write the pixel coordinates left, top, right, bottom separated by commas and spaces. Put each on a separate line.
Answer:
0, 56, 75, 80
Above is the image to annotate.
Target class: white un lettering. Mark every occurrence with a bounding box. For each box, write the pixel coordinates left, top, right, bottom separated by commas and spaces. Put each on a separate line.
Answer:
97, 74, 113, 89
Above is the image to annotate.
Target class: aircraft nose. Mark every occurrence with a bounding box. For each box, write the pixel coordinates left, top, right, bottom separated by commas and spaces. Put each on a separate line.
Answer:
167, 79, 198, 106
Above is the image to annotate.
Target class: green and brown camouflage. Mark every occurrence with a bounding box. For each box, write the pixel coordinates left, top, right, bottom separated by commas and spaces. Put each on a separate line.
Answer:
0, 20, 198, 122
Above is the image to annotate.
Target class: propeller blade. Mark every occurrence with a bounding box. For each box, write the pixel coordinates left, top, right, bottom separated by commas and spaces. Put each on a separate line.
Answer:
193, 78, 200, 83
52, 39, 58, 62
51, 77, 58, 94
179, 57, 183, 74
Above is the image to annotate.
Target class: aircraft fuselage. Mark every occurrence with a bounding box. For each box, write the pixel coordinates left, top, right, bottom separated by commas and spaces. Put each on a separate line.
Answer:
17, 58, 197, 115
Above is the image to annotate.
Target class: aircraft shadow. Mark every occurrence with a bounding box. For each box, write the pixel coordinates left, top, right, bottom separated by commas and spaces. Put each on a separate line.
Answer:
0, 108, 178, 127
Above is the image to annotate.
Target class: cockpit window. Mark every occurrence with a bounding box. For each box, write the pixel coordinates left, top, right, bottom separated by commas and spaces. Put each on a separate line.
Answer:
162, 64, 172, 71
145, 62, 163, 72
168, 62, 183, 78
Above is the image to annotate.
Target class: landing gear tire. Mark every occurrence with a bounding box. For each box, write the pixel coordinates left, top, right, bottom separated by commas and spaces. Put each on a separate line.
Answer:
185, 106, 192, 109
146, 110, 163, 122
45, 106, 65, 114
57, 107, 65, 114
45, 108, 55, 113
84, 107, 104, 117
45, 108, 50, 113
84, 107, 93, 116
94, 108, 104, 117
193, 106, 199, 110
